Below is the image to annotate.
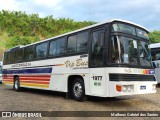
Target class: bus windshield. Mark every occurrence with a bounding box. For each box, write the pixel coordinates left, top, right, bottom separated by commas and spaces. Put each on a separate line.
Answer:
112, 23, 149, 40
151, 48, 160, 61
110, 36, 152, 67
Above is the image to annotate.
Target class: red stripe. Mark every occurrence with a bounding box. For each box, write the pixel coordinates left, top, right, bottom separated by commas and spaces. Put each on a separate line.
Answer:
21, 81, 49, 84
20, 77, 50, 79
20, 75, 51, 77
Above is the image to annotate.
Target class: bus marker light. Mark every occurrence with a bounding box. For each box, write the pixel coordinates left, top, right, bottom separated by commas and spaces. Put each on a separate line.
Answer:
116, 85, 122, 92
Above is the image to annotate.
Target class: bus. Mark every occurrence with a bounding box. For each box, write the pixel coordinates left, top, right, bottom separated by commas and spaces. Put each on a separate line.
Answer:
149, 43, 160, 84
2, 19, 157, 101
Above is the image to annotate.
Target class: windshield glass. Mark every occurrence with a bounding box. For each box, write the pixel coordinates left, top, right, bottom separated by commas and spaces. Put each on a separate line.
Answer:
151, 48, 160, 61
112, 23, 136, 35
138, 41, 151, 66
136, 28, 149, 40
110, 36, 152, 67
112, 23, 149, 40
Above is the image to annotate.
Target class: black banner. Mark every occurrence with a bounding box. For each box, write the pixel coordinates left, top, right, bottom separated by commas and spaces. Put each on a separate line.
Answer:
0, 111, 160, 117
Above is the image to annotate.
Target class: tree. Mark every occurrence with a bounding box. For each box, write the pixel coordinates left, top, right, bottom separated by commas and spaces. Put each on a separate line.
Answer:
149, 31, 160, 43
6, 36, 39, 48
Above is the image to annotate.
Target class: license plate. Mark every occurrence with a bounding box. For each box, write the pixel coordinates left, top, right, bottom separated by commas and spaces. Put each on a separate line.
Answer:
140, 86, 146, 90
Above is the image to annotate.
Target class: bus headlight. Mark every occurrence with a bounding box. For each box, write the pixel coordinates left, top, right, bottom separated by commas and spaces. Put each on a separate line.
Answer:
116, 85, 134, 92
122, 86, 127, 92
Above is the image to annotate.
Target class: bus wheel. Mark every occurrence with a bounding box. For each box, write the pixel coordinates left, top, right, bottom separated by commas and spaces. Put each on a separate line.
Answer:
13, 77, 21, 92
72, 78, 85, 101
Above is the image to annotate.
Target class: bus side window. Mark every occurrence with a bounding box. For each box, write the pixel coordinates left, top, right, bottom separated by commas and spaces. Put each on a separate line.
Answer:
24, 46, 35, 61
67, 35, 77, 54
77, 32, 88, 53
49, 37, 65, 57
36, 42, 48, 59
56, 38, 65, 56
6, 51, 15, 64
15, 49, 23, 63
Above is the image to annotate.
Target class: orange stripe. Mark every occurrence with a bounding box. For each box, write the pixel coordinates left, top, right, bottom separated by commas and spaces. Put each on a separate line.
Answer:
20, 77, 50, 80
3, 80, 14, 82
20, 79, 50, 81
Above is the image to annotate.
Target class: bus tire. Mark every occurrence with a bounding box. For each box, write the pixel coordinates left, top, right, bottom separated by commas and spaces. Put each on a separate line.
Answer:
13, 77, 21, 92
71, 78, 85, 102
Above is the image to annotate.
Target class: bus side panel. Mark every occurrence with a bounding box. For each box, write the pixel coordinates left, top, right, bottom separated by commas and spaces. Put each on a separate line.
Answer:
89, 68, 108, 97
48, 55, 89, 93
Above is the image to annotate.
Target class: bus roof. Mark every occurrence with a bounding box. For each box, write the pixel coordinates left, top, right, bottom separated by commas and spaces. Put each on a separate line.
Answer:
6, 19, 149, 51
149, 43, 160, 49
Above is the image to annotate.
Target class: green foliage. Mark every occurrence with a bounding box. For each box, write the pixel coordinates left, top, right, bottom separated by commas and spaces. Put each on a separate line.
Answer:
6, 36, 40, 49
0, 10, 95, 49
149, 31, 160, 43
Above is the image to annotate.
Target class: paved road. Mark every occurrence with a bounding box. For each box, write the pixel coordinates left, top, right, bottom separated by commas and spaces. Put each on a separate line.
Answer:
0, 84, 160, 120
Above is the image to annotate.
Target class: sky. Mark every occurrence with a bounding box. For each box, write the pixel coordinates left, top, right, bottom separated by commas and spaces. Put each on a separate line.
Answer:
0, 0, 160, 31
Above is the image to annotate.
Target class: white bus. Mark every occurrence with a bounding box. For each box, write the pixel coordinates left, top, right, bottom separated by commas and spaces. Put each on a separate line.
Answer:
149, 43, 160, 84
2, 19, 157, 101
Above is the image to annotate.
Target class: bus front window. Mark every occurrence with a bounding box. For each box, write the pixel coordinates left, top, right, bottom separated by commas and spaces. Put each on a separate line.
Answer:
139, 41, 152, 66
111, 36, 138, 65
110, 36, 152, 67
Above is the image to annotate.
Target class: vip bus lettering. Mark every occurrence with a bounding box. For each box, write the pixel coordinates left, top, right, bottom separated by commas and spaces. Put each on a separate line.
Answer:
65, 60, 75, 68
65, 59, 88, 68
76, 59, 88, 67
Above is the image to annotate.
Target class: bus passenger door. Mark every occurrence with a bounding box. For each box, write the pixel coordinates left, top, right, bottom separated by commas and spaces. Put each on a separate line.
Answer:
89, 28, 107, 96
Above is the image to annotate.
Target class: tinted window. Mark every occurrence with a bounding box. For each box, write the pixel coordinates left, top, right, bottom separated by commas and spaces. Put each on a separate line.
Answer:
56, 38, 65, 56
77, 32, 88, 52
49, 37, 65, 57
3, 52, 7, 64
15, 49, 23, 63
7, 51, 15, 64
67, 31, 88, 54
91, 29, 104, 66
24, 46, 35, 61
136, 28, 149, 40
36, 42, 48, 59
112, 23, 136, 35
151, 48, 160, 61
67, 35, 77, 54
49, 41, 56, 57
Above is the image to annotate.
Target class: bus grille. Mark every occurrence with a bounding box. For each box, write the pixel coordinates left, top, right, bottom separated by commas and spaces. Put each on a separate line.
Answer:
109, 74, 156, 81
